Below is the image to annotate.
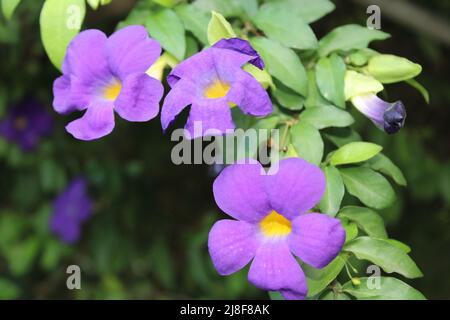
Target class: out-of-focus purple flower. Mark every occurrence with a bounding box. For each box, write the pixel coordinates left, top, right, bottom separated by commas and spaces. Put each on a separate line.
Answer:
351, 94, 406, 134
50, 178, 93, 244
161, 38, 272, 139
0, 99, 53, 151
53, 25, 164, 141
208, 158, 345, 300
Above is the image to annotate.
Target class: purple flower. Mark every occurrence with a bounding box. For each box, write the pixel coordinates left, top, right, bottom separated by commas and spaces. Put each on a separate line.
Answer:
0, 99, 53, 151
53, 25, 164, 141
161, 38, 272, 139
351, 94, 406, 134
208, 158, 345, 300
50, 178, 93, 244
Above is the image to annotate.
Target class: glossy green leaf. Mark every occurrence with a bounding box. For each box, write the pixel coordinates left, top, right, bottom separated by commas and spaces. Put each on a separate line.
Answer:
175, 4, 209, 45
146, 9, 186, 60
386, 239, 411, 253
290, 121, 323, 165
318, 166, 345, 216
315, 54, 346, 108
272, 80, 304, 111
367, 153, 407, 186
344, 70, 383, 100
330, 142, 383, 166
40, 0, 86, 71
344, 237, 423, 278
339, 167, 395, 209
207, 11, 236, 45
305, 254, 347, 297
194, 0, 257, 19
323, 127, 361, 147
342, 219, 359, 243
252, 2, 317, 50
305, 69, 330, 109
250, 37, 308, 96
320, 290, 352, 300
1, 0, 21, 19
342, 277, 426, 300
338, 206, 388, 239
318, 24, 390, 57
367, 54, 422, 84
268, 0, 335, 23
301, 105, 354, 129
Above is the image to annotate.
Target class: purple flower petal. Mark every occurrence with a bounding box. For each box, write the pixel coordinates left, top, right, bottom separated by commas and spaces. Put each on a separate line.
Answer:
66, 101, 115, 141
264, 158, 326, 220
63, 29, 111, 84
213, 161, 272, 223
213, 38, 265, 70
248, 242, 307, 300
50, 178, 92, 244
227, 70, 272, 116
114, 73, 163, 122
288, 213, 345, 269
184, 99, 235, 139
53, 75, 73, 114
161, 79, 196, 131
167, 48, 253, 88
208, 219, 258, 275
106, 25, 161, 80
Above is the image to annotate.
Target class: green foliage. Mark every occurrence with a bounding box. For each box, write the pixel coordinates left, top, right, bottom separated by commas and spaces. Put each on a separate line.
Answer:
146, 9, 186, 60
300, 105, 354, 129
207, 11, 235, 45
290, 121, 323, 166
315, 54, 346, 108
40, 0, 86, 71
318, 166, 345, 216
367, 54, 422, 84
330, 142, 383, 166
1, 0, 21, 19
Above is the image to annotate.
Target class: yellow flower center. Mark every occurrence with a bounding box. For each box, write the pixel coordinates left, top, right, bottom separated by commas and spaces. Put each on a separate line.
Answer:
204, 79, 231, 99
14, 117, 27, 131
103, 80, 122, 101
260, 211, 292, 237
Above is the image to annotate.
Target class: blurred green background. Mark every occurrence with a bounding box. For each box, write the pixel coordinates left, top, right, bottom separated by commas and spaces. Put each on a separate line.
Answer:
0, 0, 449, 299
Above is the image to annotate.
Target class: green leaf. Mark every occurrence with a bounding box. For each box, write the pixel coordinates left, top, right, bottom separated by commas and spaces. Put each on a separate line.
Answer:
367, 153, 407, 186
339, 167, 395, 210
301, 105, 354, 129
386, 239, 411, 253
151, 0, 177, 7
0, 278, 20, 299
1, 0, 21, 19
250, 37, 308, 96
146, 9, 186, 60
194, 0, 257, 19
290, 121, 323, 165
344, 237, 423, 278
305, 69, 330, 108
6, 237, 40, 276
320, 290, 352, 300
323, 127, 361, 147
175, 4, 209, 45
338, 206, 388, 239
244, 64, 274, 90
342, 219, 358, 243
207, 11, 236, 45
305, 254, 347, 297
268, 0, 335, 24
318, 166, 345, 216
406, 79, 430, 104
272, 80, 304, 111
268, 291, 284, 300
86, 0, 111, 10
318, 24, 390, 57
367, 54, 422, 84
344, 70, 383, 100
342, 277, 426, 300
252, 2, 317, 50
330, 142, 383, 166
315, 54, 346, 108
40, 0, 86, 71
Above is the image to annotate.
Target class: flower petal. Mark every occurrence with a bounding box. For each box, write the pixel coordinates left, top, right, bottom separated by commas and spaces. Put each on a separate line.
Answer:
185, 99, 235, 139
227, 70, 272, 116
66, 101, 115, 141
53, 75, 73, 114
213, 161, 272, 223
208, 219, 258, 275
63, 29, 111, 83
264, 158, 326, 220
168, 47, 253, 88
289, 213, 345, 269
248, 242, 307, 300
114, 73, 163, 122
106, 25, 161, 80
161, 79, 195, 131
213, 38, 265, 70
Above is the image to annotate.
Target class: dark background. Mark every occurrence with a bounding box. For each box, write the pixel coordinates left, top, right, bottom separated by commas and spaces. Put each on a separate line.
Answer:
0, 0, 448, 299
